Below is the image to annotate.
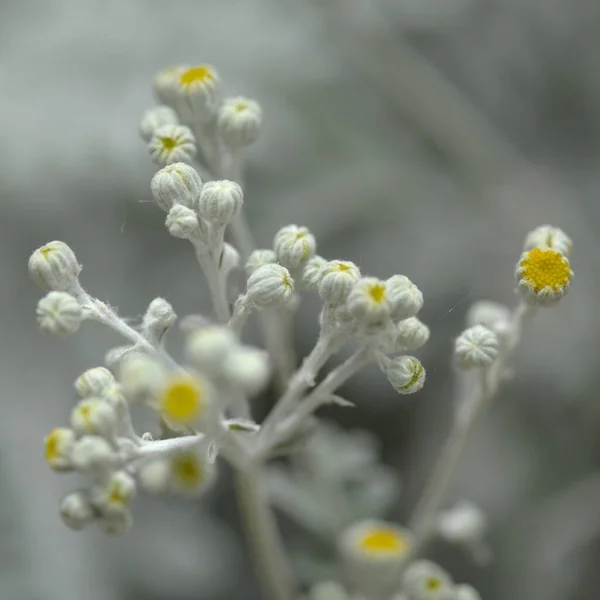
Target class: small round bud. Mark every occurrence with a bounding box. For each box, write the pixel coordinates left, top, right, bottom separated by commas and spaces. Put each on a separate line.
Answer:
347, 277, 391, 324
385, 275, 423, 320
139, 105, 179, 142
71, 435, 116, 471
142, 297, 177, 342
217, 96, 263, 147
176, 65, 221, 122
197, 180, 243, 225
403, 560, 455, 600
70, 398, 117, 437
59, 491, 95, 531
36, 291, 83, 335
454, 325, 499, 369
186, 325, 237, 369
383, 356, 426, 394
165, 204, 199, 239
302, 255, 327, 290
273, 225, 317, 270
516, 247, 573, 307
466, 300, 511, 333
149, 124, 196, 166
44, 427, 75, 471
169, 450, 216, 495
437, 501, 487, 547
153, 65, 187, 106
319, 260, 361, 304
246, 264, 294, 308
395, 318, 430, 351
150, 163, 203, 212
29, 241, 80, 292
222, 347, 271, 395
74, 367, 115, 398
524, 224, 572, 257
138, 459, 170, 495
245, 249, 277, 276
98, 509, 133, 536
91, 471, 136, 516
454, 585, 481, 600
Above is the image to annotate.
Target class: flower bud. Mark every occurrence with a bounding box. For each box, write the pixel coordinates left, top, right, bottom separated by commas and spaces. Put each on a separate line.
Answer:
139, 105, 179, 142
29, 241, 80, 292
383, 356, 425, 394
245, 249, 277, 276
186, 325, 237, 369
44, 427, 76, 471
70, 398, 117, 438
138, 459, 170, 495
197, 180, 243, 225
524, 224, 572, 257
59, 491, 95, 531
454, 585, 481, 600
149, 124, 196, 166
142, 297, 177, 342
273, 225, 316, 270
402, 560, 455, 600
176, 65, 221, 122
217, 96, 263, 147
153, 65, 187, 106
246, 264, 294, 308
169, 449, 216, 495
118, 353, 166, 402
465, 300, 511, 339
98, 509, 133, 536
222, 347, 271, 395
90, 471, 136, 516
302, 255, 327, 290
319, 261, 361, 304
347, 277, 391, 324
151, 163, 202, 213
165, 204, 199, 239
395, 318, 430, 350
437, 501, 487, 547
385, 275, 423, 320
71, 436, 117, 471
74, 367, 116, 398
36, 291, 83, 335
454, 325, 499, 369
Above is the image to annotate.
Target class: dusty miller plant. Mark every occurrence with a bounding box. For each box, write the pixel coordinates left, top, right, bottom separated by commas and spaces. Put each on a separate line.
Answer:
30, 63, 575, 600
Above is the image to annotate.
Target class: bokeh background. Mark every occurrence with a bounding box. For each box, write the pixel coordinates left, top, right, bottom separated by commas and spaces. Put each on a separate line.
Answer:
2, 0, 600, 598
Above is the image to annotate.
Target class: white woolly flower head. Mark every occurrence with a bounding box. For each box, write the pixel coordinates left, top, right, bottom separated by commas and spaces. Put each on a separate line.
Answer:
454, 325, 499, 370
59, 491, 95, 531
148, 124, 196, 166
246, 249, 277, 276
74, 367, 115, 398
175, 64, 221, 121
318, 260, 361, 304
118, 352, 167, 402
524, 224, 572, 257
394, 317, 430, 351
197, 180, 243, 225
222, 347, 271, 395
98, 510, 133, 536
153, 65, 187, 107
347, 277, 391, 325
44, 427, 76, 471
217, 96, 263, 148
186, 325, 237, 370
70, 435, 117, 471
516, 247, 573, 307
302, 255, 327, 290
168, 448, 216, 495
465, 300, 511, 340
382, 355, 426, 395
139, 105, 179, 142
454, 585, 481, 600
150, 162, 202, 212
138, 459, 171, 495
386, 275, 424, 320
36, 291, 83, 335
273, 224, 317, 270
142, 297, 177, 342
246, 263, 294, 308
402, 560, 455, 600
29, 241, 80, 292
156, 372, 212, 428
437, 500, 487, 546
165, 204, 199, 239
90, 470, 136, 516
70, 397, 117, 437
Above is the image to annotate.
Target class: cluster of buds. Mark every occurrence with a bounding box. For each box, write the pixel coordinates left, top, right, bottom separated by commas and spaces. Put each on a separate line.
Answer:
141, 64, 262, 168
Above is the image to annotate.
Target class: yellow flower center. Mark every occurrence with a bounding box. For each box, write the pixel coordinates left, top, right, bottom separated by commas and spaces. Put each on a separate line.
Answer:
426, 578, 442, 591
45, 429, 60, 461
160, 136, 177, 151
368, 283, 386, 304
336, 263, 352, 272
358, 527, 409, 554
171, 453, 203, 488
519, 248, 571, 293
109, 484, 127, 505
234, 100, 249, 112
161, 377, 203, 423
180, 66, 214, 87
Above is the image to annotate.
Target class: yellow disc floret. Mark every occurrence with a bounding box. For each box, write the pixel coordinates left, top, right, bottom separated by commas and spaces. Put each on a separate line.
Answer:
179, 66, 216, 89
44, 427, 74, 471
170, 452, 205, 491
357, 525, 410, 556
517, 247, 573, 306
160, 375, 205, 424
